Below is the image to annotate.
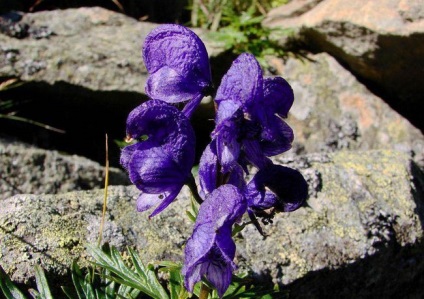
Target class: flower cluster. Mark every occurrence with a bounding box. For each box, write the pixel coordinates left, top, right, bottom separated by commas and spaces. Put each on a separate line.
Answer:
121, 24, 307, 297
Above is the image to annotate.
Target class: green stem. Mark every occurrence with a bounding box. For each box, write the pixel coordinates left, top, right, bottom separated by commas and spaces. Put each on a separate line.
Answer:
187, 174, 203, 205
199, 282, 211, 299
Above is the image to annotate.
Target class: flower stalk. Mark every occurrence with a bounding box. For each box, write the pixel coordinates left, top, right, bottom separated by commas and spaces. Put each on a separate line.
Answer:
199, 283, 211, 299
187, 174, 203, 205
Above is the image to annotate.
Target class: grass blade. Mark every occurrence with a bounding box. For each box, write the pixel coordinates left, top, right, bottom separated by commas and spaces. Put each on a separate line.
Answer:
87, 244, 169, 299
0, 265, 27, 299
33, 265, 53, 299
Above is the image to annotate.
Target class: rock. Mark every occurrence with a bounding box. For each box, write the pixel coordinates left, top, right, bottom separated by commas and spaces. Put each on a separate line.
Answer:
264, 0, 424, 131
0, 7, 221, 94
266, 53, 424, 169
1, 150, 423, 298
0, 7, 222, 165
0, 137, 130, 200
239, 150, 424, 298
266, 0, 324, 19
0, 184, 193, 288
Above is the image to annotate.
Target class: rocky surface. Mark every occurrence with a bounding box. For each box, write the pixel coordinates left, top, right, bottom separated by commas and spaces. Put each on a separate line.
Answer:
0, 137, 130, 200
0, 7, 220, 165
1, 4, 424, 298
0, 7, 221, 94
1, 150, 423, 298
264, 0, 424, 131
266, 53, 424, 169
243, 150, 424, 298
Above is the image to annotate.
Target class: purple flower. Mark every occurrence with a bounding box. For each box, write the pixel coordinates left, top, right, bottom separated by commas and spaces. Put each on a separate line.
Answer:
245, 164, 308, 213
142, 24, 212, 117
198, 142, 245, 199
183, 185, 247, 297
212, 53, 294, 171
120, 100, 195, 217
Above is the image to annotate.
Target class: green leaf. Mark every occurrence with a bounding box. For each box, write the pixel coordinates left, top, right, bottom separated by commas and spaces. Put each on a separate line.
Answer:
69, 261, 98, 299
0, 265, 27, 299
186, 210, 197, 223
220, 273, 283, 299
128, 247, 170, 299
87, 244, 169, 299
33, 265, 54, 299
156, 261, 188, 299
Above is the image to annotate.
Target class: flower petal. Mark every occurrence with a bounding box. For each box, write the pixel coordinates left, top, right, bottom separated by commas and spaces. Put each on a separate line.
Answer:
145, 66, 203, 103
128, 144, 188, 193
213, 119, 241, 173
148, 187, 182, 218
260, 117, 294, 157
125, 100, 196, 172
143, 24, 211, 103
215, 53, 263, 112
205, 256, 234, 298
246, 164, 308, 212
183, 185, 245, 296
120, 142, 139, 171
198, 143, 218, 199
242, 139, 272, 169
263, 77, 294, 118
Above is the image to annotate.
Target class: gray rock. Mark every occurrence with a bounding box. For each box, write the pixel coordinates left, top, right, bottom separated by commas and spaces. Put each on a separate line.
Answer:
239, 150, 424, 298
266, 53, 424, 169
0, 184, 193, 286
264, 0, 424, 130
0, 7, 222, 94
0, 137, 130, 200
0, 7, 222, 166
1, 150, 423, 298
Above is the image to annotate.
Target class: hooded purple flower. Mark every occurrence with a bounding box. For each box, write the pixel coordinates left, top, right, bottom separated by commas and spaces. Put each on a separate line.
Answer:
183, 184, 247, 297
198, 142, 245, 200
212, 53, 294, 171
245, 164, 308, 213
142, 24, 212, 117
120, 100, 195, 217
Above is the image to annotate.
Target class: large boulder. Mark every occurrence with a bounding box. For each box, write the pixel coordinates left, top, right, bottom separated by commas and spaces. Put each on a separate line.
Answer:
0, 137, 129, 200
0, 7, 221, 94
264, 0, 424, 131
267, 52, 424, 169
241, 150, 424, 298
1, 150, 423, 298
0, 7, 221, 165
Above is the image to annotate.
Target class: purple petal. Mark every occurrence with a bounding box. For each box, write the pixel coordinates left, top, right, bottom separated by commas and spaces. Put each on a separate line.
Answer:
244, 176, 278, 210
199, 142, 246, 199
246, 164, 308, 212
125, 100, 196, 172
120, 142, 139, 171
145, 66, 204, 103
128, 144, 188, 193
213, 119, 241, 173
183, 185, 245, 295
181, 93, 204, 118
226, 163, 246, 191
205, 257, 234, 298
183, 184, 246, 268
148, 187, 182, 218
184, 263, 204, 294
143, 24, 211, 103
215, 53, 263, 112
263, 77, 294, 118
198, 185, 246, 228
215, 100, 241, 125
242, 139, 272, 169
260, 117, 294, 157
198, 143, 218, 199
